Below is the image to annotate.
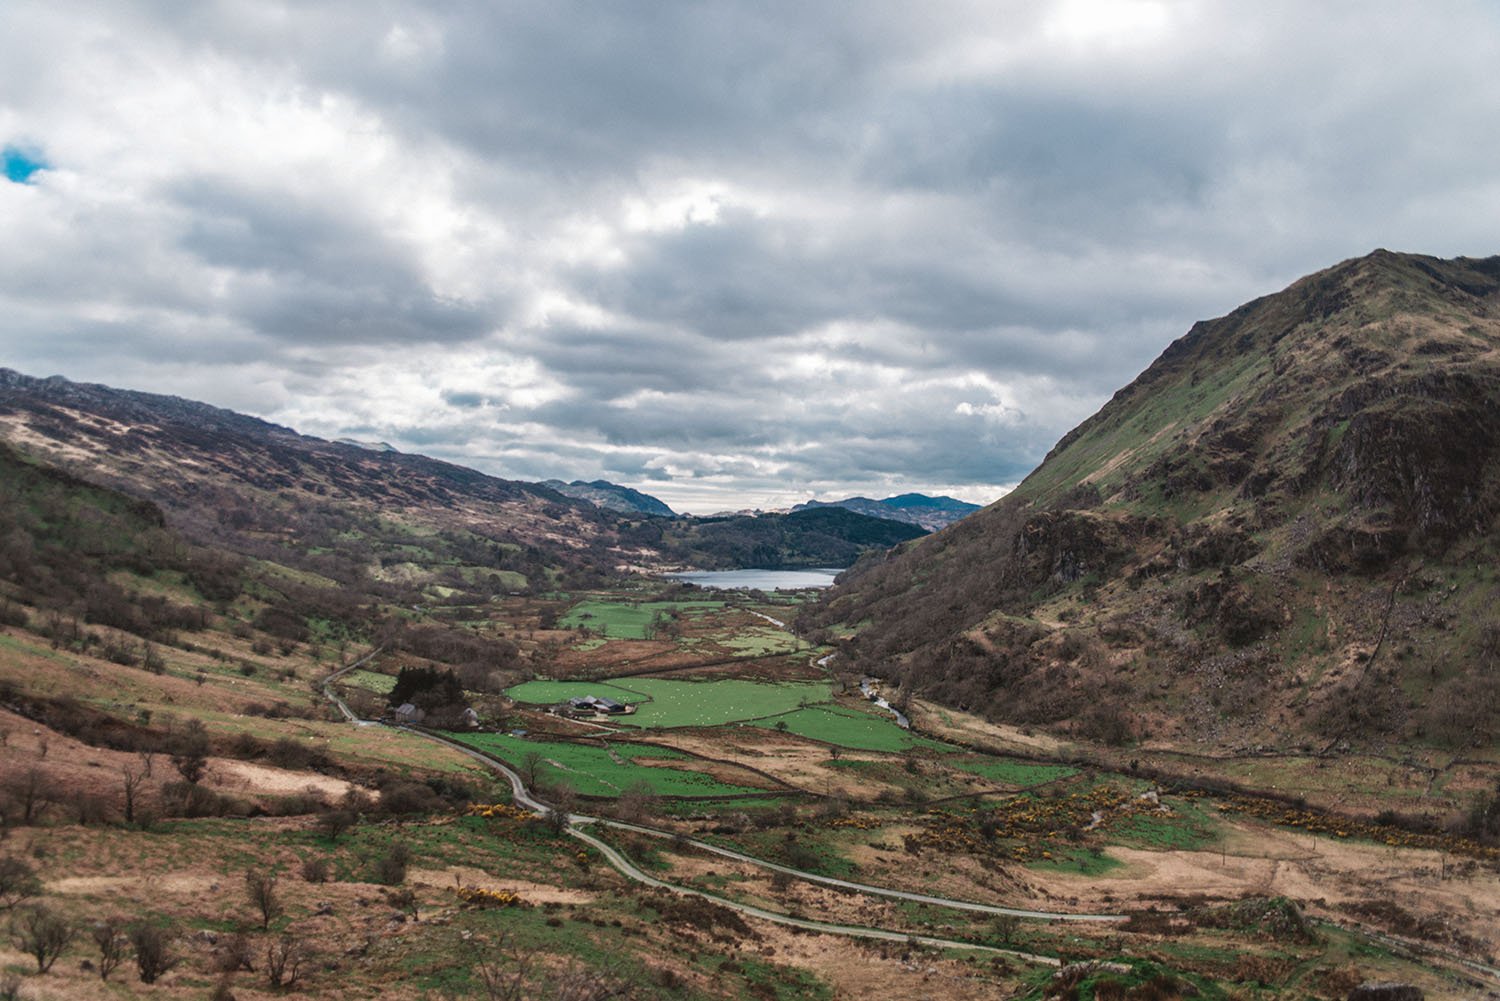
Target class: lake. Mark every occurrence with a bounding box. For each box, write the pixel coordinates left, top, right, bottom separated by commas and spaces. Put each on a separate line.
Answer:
664, 568, 845, 590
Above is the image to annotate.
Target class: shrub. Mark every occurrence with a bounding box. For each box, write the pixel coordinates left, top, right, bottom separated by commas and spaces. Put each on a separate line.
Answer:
12, 904, 74, 973
264, 934, 309, 988
301, 857, 330, 883
374, 843, 410, 885
245, 870, 281, 929
129, 921, 179, 983
91, 917, 127, 982
0, 857, 41, 911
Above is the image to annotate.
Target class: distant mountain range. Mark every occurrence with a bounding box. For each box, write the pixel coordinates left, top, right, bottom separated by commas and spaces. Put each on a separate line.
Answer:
542, 479, 676, 517
0, 368, 920, 578
792, 493, 981, 531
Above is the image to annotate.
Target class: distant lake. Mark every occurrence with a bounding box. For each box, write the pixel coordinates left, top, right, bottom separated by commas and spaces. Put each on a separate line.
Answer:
665, 568, 845, 590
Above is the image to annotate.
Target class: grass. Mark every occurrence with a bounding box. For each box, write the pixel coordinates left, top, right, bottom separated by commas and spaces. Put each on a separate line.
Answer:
342, 669, 397, 694
506, 679, 645, 705
943, 756, 1078, 788
752, 704, 950, 752
623, 678, 831, 728
504, 677, 836, 728
717, 624, 799, 655
1107, 796, 1221, 850
559, 598, 726, 639
454, 733, 768, 798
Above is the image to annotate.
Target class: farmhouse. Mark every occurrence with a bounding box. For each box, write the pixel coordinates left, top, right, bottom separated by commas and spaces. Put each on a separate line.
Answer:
560, 695, 632, 717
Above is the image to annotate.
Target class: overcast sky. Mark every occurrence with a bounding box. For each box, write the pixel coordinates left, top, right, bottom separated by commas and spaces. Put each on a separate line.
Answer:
3, 2, 1498, 513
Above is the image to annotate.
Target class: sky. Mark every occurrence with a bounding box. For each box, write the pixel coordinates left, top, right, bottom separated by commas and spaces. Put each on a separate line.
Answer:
3, 3, 1499, 514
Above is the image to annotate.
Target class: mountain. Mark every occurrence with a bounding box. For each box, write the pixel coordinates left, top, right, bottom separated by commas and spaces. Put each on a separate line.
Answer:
0, 370, 920, 581
0, 368, 647, 592
542, 479, 676, 516
793, 493, 980, 531
809, 250, 1500, 752
657, 505, 927, 570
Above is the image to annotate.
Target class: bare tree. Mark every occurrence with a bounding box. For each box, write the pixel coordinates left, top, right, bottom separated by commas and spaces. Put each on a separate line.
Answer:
518, 750, 544, 790
316, 807, 357, 842
91, 917, 127, 982
0, 857, 41, 912
122, 765, 147, 825
245, 870, 282, 930
170, 719, 210, 784
5, 768, 54, 824
264, 933, 309, 988
12, 904, 74, 973
129, 921, 179, 983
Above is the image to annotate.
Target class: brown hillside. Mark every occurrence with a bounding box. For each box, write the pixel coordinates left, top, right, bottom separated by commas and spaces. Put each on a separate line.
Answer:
811, 250, 1500, 753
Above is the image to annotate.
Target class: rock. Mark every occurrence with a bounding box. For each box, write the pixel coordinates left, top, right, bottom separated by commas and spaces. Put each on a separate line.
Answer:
315, 901, 335, 916
1348, 983, 1424, 1001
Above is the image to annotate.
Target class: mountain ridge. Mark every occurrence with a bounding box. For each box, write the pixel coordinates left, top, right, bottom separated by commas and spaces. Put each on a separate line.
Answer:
809, 249, 1500, 752
792, 493, 980, 531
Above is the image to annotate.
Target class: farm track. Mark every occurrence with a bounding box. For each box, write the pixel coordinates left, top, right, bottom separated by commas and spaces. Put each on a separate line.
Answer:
405, 726, 1121, 958
316, 661, 1500, 991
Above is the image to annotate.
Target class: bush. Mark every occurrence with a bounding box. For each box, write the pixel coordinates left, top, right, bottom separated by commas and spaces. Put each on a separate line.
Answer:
374, 843, 410, 885
0, 857, 41, 911
129, 921, 179, 984
91, 917, 127, 982
301, 857, 330, 883
12, 904, 74, 973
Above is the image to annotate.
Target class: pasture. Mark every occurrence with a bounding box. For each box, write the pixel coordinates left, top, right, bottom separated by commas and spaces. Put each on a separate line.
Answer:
455, 733, 772, 797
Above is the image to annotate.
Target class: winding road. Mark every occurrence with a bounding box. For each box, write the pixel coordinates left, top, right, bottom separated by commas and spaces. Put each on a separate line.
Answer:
322, 659, 1500, 989
410, 727, 1125, 966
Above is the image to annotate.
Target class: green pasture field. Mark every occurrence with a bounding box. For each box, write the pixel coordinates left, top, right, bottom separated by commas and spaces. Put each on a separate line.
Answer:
718, 624, 798, 655
455, 733, 767, 798
506, 679, 645, 705
752, 705, 950, 753
942, 756, 1078, 788
342, 669, 397, 694
505, 677, 831, 728
559, 598, 726, 639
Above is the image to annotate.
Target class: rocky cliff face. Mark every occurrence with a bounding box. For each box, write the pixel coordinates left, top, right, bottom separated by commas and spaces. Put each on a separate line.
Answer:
811, 250, 1500, 752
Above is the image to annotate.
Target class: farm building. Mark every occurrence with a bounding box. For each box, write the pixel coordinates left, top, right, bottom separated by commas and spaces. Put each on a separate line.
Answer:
561, 695, 631, 716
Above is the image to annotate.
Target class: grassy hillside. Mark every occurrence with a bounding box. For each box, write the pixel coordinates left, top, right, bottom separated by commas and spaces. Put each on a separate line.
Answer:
809, 250, 1500, 754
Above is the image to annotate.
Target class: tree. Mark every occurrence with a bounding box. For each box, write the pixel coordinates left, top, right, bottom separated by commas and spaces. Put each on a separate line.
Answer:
518, 750, 544, 789
91, 917, 127, 982
5, 768, 54, 824
13, 905, 73, 973
170, 719, 210, 784
0, 857, 41, 912
264, 933, 309, 988
375, 843, 410, 885
122, 765, 147, 825
245, 870, 281, 930
316, 807, 357, 842
129, 921, 179, 983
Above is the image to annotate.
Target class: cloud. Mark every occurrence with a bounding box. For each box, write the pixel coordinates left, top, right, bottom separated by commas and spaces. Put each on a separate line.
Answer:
3, 2, 1500, 511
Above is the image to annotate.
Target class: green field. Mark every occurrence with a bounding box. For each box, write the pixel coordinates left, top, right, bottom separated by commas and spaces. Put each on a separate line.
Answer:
506, 680, 645, 705
456, 734, 767, 797
559, 598, 726, 639
943, 756, 1078, 788
342, 669, 397, 694
506, 677, 832, 728
752, 705, 951, 752
718, 624, 798, 655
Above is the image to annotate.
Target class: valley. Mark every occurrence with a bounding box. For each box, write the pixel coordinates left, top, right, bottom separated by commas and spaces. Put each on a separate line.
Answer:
1, 251, 1499, 999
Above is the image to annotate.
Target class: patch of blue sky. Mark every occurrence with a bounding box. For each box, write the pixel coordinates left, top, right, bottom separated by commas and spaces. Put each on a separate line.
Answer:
3, 146, 48, 184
